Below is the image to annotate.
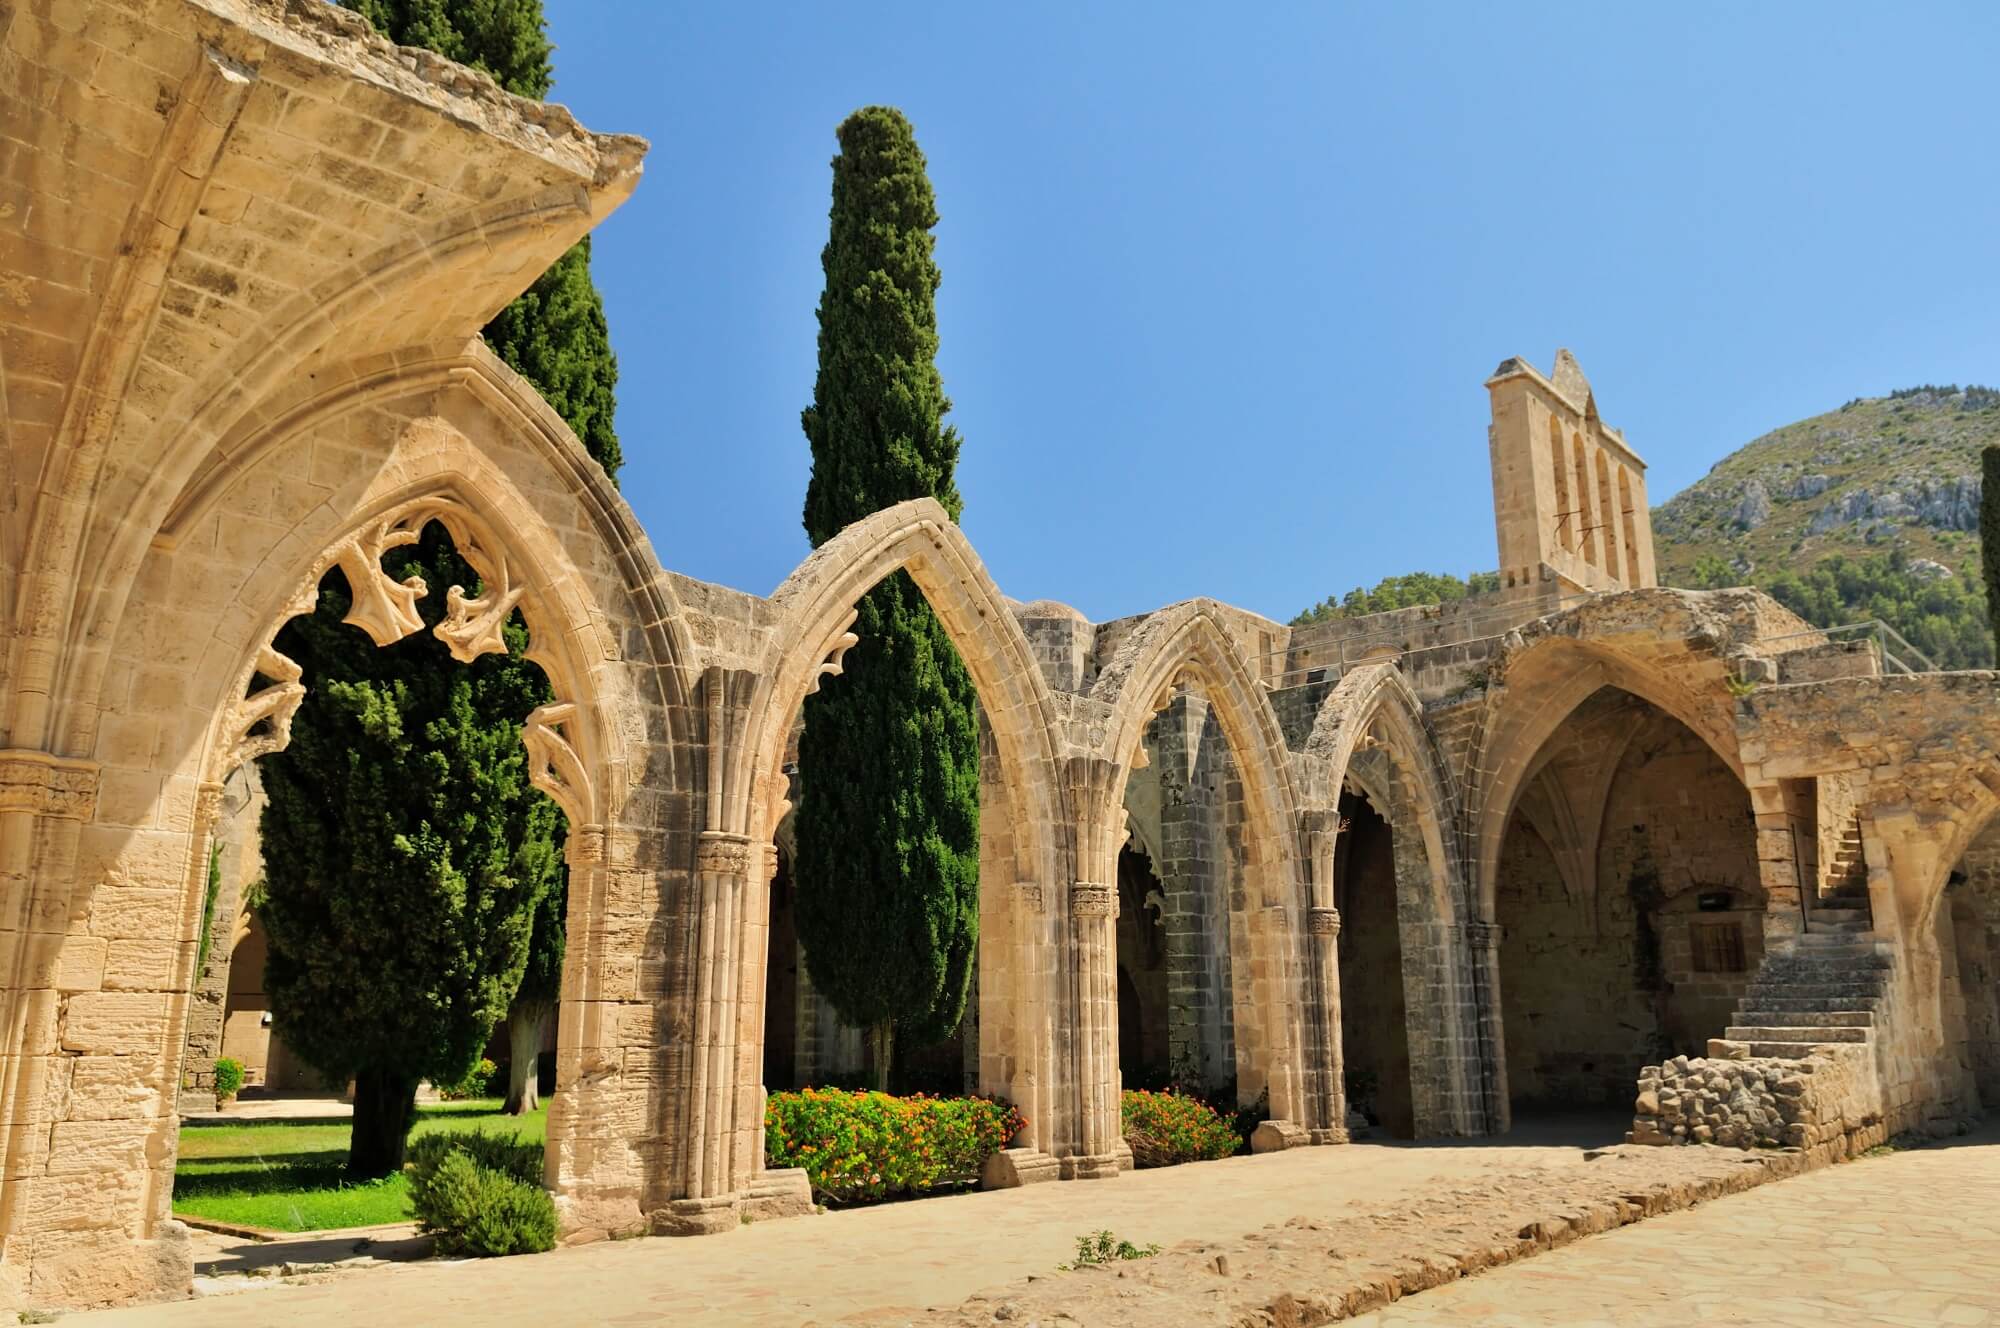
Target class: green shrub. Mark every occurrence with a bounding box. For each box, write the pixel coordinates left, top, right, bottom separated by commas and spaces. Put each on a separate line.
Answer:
435, 1057, 500, 1101
212, 1057, 244, 1100
1121, 1089, 1239, 1167
405, 1130, 552, 1256
765, 1089, 1025, 1203
1060, 1229, 1161, 1269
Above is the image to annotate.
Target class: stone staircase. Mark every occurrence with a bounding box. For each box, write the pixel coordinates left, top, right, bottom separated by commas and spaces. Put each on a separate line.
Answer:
1712, 855, 1885, 1061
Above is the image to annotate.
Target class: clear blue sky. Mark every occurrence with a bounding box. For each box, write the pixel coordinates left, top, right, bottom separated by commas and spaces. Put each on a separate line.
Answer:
545, 3, 2000, 624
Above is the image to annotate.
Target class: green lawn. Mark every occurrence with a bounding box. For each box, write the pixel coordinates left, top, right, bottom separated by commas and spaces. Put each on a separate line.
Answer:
173, 1098, 548, 1232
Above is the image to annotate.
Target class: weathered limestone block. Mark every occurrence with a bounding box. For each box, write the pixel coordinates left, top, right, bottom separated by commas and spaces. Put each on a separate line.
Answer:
741, 1167, 814, 1222
981, 1148, 1060, 1189
1251, 1118, 1309, 1153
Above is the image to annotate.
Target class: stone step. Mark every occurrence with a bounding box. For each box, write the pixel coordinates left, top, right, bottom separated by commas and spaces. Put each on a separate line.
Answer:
1736, 994, 1882, 1013
1804, 909, 1871, 929
1743, 983, 1886, 1003
1707, 1037, 1858, 1060
1768, 956, 1888, 976
1723, 1024, 1869, 1044
1783, 935, 1878, 954
1732, 1009, 1874, 1028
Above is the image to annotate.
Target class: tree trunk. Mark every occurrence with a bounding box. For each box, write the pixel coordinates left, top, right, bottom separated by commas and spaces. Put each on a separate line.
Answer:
868, 1021, 894, 1093
505, 1002, 550, 1115
348, 1067, 419, 1179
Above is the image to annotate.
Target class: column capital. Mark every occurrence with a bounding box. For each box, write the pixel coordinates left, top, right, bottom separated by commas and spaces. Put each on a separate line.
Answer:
695, 830, 757, 878
1466, 920, 1503, 948
1307, 905, 1342, 937
0, 749, 100, 820
1070, 881, 1115, 917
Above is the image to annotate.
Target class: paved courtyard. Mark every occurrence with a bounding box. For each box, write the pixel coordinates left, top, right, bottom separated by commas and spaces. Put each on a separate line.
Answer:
63, 1118, 1999, 1326
1343, 1121, 2000, 1328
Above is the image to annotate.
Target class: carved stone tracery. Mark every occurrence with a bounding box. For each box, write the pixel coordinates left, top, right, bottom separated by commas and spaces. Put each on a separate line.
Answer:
524, 700, 594, 826
218, 643, 305, 777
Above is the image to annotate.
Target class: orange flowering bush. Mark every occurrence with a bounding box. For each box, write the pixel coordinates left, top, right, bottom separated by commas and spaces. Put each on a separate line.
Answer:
1121, 1088, 1240, 1167
765, 1088, 1026, 1203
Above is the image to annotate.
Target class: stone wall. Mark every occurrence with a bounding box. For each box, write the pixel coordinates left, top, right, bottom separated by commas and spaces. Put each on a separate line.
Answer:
1630, 1047, 1885, 1159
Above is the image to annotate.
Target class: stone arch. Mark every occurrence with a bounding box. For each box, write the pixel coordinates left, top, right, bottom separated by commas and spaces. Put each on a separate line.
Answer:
1090, 602, 1310, 1124
1305, 664, 1484, 1135
29, 164, 639, 757
17, 362, 683, 1297
1305, 664, 1463, 920
689, 498, 1071, 1185
743, 497, 1066, 864
1470, 637, 1743, 922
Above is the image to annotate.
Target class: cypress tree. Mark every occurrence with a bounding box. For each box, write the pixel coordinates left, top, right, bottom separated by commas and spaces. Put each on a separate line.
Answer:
259, 528, 560, 1176
252, 2, 618, 1174
1983, 445, 2000, 659
794, 108, 980, 1088
346, 0, 622, 477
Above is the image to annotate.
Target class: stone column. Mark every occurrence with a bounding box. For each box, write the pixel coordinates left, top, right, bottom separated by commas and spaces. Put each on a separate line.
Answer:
1466, 920, 1510, 1135
546, 823, 649, 1243
1067, 879, 1122, 1176
1305, 905, 1348, 1143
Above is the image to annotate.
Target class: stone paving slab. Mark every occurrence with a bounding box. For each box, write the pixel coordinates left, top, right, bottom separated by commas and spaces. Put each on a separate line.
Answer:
917, 1140, 1822, 1326
1335, 1123, 2000, 1328
63, 1126, 1626, 1326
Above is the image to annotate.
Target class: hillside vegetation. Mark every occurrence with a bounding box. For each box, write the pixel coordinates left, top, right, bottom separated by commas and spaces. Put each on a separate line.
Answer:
1293, 386, 1997, 669
1655, 385, 1997, 668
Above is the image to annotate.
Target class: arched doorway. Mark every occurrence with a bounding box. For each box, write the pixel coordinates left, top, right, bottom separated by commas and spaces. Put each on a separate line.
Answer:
1335, 783, 1415, 1137
1494, 686, 1763, 1114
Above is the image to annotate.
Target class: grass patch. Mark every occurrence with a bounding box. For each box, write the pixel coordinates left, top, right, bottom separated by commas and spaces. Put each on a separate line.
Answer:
173, 1098, 546, 1233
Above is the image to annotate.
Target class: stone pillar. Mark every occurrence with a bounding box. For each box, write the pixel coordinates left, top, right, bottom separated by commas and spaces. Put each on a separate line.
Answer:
0, 749, 197, 1308
1068, 879, 1122, 1176
1466, 920, 1510, 1134
546, 824, 649, 1243
1306, 905, 1349, 1143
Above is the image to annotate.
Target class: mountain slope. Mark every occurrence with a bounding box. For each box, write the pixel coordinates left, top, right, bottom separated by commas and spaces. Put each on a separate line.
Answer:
1653, 385, 1999, 668
1291, 386, 1999, 669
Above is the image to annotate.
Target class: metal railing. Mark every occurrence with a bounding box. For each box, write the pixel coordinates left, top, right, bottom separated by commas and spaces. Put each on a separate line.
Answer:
1746, 620, 1939, 677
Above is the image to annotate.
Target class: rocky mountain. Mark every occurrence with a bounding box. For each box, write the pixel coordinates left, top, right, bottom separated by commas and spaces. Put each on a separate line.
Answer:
1294, 386, 1999, 668
1654, 386, 1998, 581
1651, 385, 1999, 668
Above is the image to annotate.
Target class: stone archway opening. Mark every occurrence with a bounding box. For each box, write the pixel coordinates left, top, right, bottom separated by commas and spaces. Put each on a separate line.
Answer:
186, 514, 580, 1164
1114, 682, 1253, 1099
1940, 823, 2000, 1111
1334, 783, 1415, 1138
1113, 842, 1172, 1087
1495, 685, 1763, 1119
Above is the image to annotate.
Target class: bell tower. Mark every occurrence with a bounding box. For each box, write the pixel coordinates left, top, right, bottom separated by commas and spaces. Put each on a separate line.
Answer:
1486, 349, 1656, 595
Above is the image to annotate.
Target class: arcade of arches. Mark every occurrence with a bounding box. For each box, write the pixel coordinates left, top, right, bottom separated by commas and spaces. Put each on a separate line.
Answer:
7, 0, 2000, 1310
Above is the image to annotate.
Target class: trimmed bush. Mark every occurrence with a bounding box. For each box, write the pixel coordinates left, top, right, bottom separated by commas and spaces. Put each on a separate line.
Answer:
1121, 1089, 1239, 1167
212, 1057, 244, 1101
765, 1088, 1025, 1203
435, 1057, 501, 1101
405, 1130, 553, 1256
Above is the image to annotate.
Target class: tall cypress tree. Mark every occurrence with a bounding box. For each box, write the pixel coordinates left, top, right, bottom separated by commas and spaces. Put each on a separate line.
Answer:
347, 0, 622, 477
795, 108, 980, 1088
251, 1, 615, 1175
1983, 445, 2000, 659
260, 530, 560, 1176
